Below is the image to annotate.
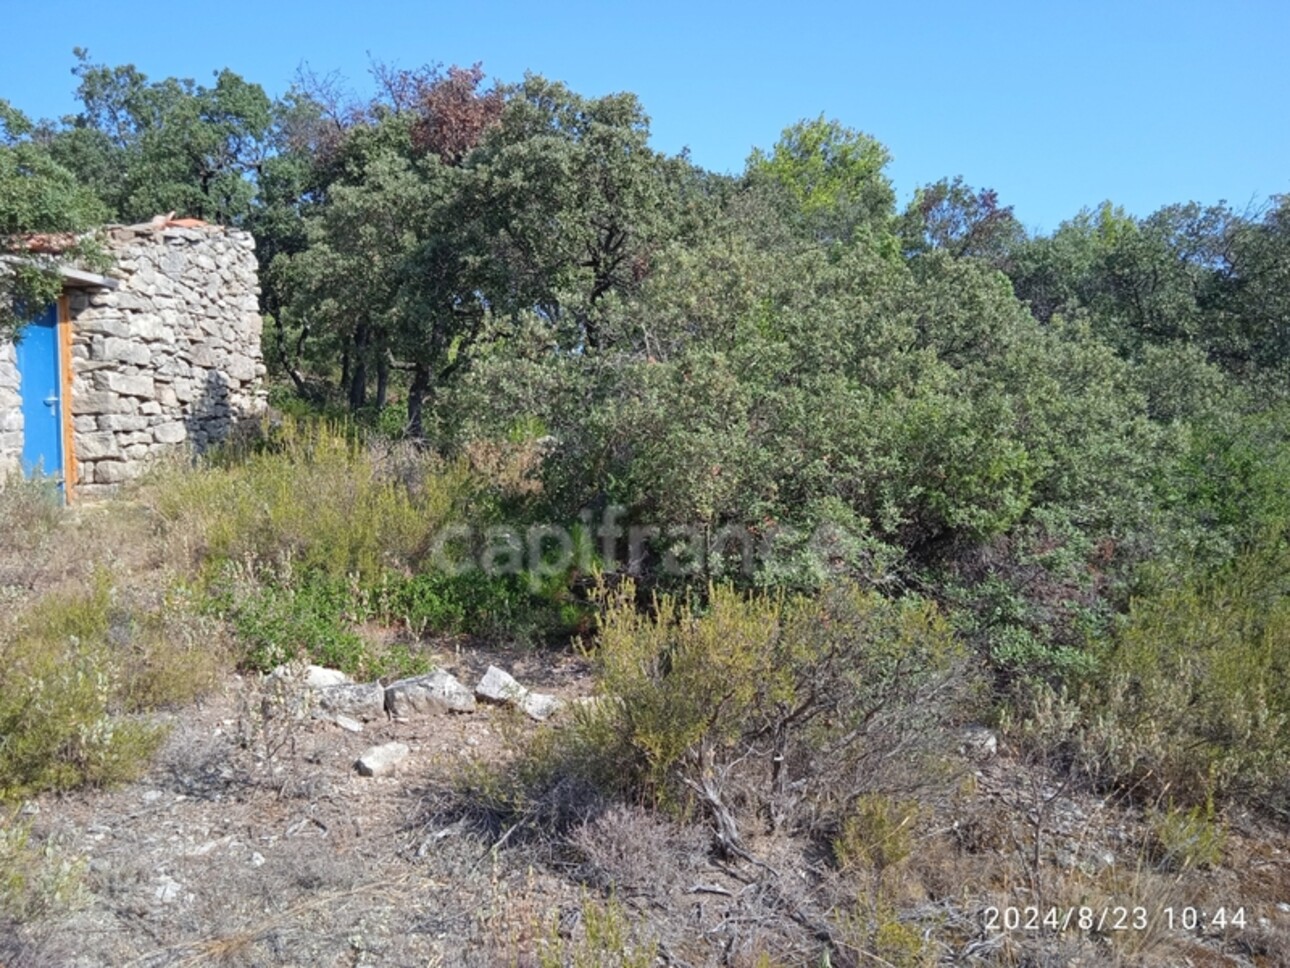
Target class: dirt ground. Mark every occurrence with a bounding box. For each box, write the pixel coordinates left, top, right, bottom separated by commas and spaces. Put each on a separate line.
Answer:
8, 641, 1290, 968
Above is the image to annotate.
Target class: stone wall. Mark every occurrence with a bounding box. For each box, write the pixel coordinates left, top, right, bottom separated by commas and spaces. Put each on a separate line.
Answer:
68, 224, 266, 497
0, 339, 20, 479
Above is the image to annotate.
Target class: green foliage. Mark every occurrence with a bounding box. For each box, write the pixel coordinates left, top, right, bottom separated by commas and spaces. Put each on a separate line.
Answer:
581, 580, 965, 819
147, 416, 470, 583
746, 116, 895, 244
378, 568, 589, 644
1085, 534, 1290, 809
49, 50, 273, 225
0, 99, 109, 338
0, 582, 167, 799
216, 571, 430, 679
833, 795, 922, 872
0, 812, 85, 921
1146, 804, 1227, 872
538, 892, 657, 968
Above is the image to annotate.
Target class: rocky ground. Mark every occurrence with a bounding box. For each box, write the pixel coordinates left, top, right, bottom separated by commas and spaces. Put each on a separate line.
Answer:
7, 642, 1290, 967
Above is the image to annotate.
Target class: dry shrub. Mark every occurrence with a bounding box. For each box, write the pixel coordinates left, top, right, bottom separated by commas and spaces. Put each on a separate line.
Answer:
0, 810, 85, 921
0, 476, 61, 555
142, 416, 474, 582
569, 804, 706, 896
1079, 536, 1290, 812
581, 580, 968, 846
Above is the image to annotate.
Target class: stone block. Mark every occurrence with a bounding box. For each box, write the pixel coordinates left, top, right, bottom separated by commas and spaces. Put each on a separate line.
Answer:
386, 671, 476, 719
93, 460, 135, 484
153, 422, 187, 444
105, 372, 155, 398
76, 433, 121, 461
102, 337, 151, 365
97, 414, 150, 432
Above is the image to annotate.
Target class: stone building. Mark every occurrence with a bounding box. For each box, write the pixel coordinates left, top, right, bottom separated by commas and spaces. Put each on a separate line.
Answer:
0, 220, 265, 500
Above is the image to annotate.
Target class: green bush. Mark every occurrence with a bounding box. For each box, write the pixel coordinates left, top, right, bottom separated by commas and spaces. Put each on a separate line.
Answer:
1147, 804, 1227, 872
215, 569, 430, 679
1083, 533, 1290, 809
0, 572, 231, 800
575, 581, 967, 831
0, 811, 84, 921
0, 583, 166, 799
379, 568, 590, 643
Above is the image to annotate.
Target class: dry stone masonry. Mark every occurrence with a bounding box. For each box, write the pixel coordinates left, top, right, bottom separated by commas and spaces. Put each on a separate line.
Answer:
0, 339, 20, 479
68, 223, 265, 496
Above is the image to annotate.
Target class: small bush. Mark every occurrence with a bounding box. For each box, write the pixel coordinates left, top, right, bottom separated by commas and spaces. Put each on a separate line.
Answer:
215, 568, 430, 679
378, 568, 589, 644
834, 795, 922, 873
0, 811, 85, 920
0, 475, 62, 554
1147, 804, 1227, 872
0, 576, 222, 799
538, 892, 657, 968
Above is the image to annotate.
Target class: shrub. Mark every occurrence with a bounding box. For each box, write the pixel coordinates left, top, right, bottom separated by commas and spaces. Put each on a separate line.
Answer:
0, 576, 224, 799
0, 811, 84, 921
575, 580, 967, 843
145, 416, 472, 583
378, 568, 590, 644
1082, 533, 1290, 810
0, 475, 62, 554
1147, 804, 1227, 872
215, 568, 430, 679
833, 795, 922, 873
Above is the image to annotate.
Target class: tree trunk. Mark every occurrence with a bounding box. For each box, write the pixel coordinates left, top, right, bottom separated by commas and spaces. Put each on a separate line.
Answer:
348, 323, 369, 411
407, 363, 431, 442
375, 358, 390, 410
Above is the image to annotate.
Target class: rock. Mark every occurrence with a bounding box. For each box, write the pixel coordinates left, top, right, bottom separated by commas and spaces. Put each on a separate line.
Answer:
386, 670, 476, 718
316, 682, 386, 722
356, 742, 409, 777
332, 714, 363, 733
154, 875, 184, 903
476, 665, 527, 705
519, 692, 565, 722
475, 665, 565, 722
957, 726, 998, 760
303, 665, 352, 689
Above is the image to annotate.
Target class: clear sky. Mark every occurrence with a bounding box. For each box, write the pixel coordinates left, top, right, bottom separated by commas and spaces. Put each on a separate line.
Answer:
1, 0, 1285, 233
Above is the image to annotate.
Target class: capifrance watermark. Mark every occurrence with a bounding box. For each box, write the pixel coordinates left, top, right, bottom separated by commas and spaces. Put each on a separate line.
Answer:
424, 504, 858, 590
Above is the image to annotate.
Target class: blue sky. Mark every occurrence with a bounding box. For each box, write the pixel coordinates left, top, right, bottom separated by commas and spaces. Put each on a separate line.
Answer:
2, 0, 1285, 233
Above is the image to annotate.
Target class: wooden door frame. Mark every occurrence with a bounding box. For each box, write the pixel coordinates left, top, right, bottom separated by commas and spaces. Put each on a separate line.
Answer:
57, 293, 76, 504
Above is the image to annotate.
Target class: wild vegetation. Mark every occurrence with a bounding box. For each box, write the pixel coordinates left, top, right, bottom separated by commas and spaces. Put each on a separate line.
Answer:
2, 50, 1288, 965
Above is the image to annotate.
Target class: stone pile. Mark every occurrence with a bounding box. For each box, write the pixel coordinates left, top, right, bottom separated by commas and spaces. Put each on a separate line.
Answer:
270, 661, 568, 778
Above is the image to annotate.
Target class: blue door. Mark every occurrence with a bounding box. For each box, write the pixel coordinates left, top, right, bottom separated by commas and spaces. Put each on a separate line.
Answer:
15, 304, 64, 482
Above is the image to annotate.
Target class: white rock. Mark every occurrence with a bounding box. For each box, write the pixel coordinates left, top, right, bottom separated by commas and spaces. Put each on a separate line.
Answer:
303, 665, 352, 689
386, 670, 476, 718
355, 742, 409, 777
332, 714, 363, 733
154, 875, 183, 903
519, 692, 565, 722
476, 665, 527, 705
957, 726, 998, 760
476, 665, 564, 721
